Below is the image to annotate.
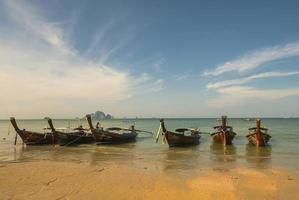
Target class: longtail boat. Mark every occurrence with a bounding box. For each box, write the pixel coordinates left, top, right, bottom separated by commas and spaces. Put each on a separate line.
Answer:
47, 118, 94, 146
10, 117, 56, 145
86, 114, 137, 144
211, 116, 236, 145
156, 119, 201, 147
246, 119, 271, 146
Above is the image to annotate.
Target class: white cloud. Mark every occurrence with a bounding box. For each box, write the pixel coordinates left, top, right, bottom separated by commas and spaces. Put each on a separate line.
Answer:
207, 71, 299, 89
208, 86, 299, 107
0, 0, 162, 118
204, 41, 299, 76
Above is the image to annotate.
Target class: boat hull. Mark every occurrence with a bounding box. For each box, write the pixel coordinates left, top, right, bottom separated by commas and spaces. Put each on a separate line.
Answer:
211, 131, 235, 145
92, 130, 137, 144
165, 132, 200, 147
56, 132, 95, 146
16, 130, 56, 145
246, 133, 271, 146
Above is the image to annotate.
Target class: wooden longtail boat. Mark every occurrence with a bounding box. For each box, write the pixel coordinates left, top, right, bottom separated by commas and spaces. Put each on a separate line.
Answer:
211, 116, 236, 145
157, 119, 201, 147
47, 118, 94, 146
10, 117, 56, 145
86, 114, 137, 144
246, 119, 271, 146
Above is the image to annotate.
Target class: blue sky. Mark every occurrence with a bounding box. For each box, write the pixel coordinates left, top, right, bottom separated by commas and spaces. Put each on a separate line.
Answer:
0, 0, 299, 118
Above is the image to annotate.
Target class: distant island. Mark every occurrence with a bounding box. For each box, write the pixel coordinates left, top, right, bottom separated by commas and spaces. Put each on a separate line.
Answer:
87, 111, 114, 120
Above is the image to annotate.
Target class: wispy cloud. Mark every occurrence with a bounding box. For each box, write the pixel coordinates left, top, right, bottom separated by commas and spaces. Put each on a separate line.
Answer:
84, 21, 116, 57
0, 0, 162, 118
174, 73, 189, 80
207, 71, 299, 89
153, 57, 165, 72
204, 41, 299, 76
150, 79, 165, 92
208, 86, 299, 107
204, 40, 299, 108
4, 0, 72, 55
86, 21, 133, 64
133, 77, 164, 93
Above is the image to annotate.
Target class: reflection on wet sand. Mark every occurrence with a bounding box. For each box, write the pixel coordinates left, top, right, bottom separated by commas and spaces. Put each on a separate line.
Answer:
10, 142, 140, 165
246, 144, 272, 168
10, 145, 56, 162
12, 146, 26, 161
89, 143, 137, 165
163, 146, 200, 172
2, 136, 273, 173
210, 143, 237, 163
12, 144, 95, 163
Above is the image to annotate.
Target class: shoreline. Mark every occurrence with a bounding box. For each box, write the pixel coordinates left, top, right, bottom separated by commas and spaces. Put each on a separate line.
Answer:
1, 160, 298, 200
1, 117, 299, 121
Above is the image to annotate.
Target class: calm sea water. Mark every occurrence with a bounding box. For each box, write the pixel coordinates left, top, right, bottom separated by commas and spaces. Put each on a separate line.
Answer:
1, 118, 299, 174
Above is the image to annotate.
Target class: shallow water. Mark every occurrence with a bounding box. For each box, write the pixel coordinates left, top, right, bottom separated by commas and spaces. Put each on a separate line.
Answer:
1, 118, 299, 174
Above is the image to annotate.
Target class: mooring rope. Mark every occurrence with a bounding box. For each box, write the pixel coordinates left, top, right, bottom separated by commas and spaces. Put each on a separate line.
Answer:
7, 123, 11, 135
63, 133, 86, 146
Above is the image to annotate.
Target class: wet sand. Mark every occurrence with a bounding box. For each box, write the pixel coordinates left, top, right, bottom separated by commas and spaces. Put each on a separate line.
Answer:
0, 161, 298, 200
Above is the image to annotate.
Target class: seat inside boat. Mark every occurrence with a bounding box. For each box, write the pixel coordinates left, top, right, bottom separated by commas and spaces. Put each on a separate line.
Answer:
175, 128, 189, 133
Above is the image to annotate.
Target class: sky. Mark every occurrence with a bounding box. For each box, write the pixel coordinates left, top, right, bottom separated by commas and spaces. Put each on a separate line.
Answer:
0, 0, 299, 118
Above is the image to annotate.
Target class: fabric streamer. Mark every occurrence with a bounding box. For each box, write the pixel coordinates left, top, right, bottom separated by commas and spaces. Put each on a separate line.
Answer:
155, 124, 161, 143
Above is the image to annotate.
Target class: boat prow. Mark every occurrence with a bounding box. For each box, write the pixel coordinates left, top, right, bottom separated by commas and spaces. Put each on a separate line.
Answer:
211, 116, 236, 145
10, 117, 56, 145
246, 119, 271, 146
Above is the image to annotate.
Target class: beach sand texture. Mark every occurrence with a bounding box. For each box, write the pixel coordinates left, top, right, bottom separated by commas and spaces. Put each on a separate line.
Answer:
0, 161, 298, 200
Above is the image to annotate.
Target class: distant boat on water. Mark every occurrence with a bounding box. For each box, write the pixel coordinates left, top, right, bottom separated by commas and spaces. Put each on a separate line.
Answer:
243, 118, 254, 121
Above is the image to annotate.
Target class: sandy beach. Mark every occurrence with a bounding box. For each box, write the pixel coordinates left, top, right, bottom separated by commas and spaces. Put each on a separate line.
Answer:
0, 161, 298, 200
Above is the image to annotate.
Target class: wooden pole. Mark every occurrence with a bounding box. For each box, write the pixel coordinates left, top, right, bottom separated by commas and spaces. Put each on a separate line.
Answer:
14, 133, 17, 145
51, 133, 55, 147
256, 119, 261, 146
221, 116, 227, 146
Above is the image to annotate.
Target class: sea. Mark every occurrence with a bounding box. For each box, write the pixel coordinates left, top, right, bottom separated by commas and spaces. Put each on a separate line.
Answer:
1, 118, 299, 175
